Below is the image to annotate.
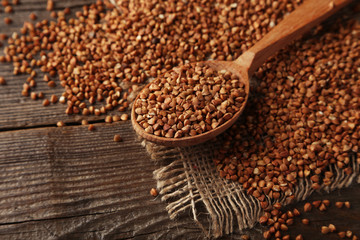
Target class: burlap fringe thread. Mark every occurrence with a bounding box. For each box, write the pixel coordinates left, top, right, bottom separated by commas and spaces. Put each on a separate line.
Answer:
144, 140, 360, 238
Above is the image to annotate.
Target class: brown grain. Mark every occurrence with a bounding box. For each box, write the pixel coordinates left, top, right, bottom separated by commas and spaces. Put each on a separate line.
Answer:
0, 76, 6, 85
63, 7, 70, 15
150, 188, 158, 197
321, 226, 330, 234
4, 17, 12, 24
120, 114, 129, 121
322, 200, 330, 207
301, 218, 309, 225
263, 230, 271, 239
335, 202, 344, 208
328, 224, 336, 232
113, 134, 122, 142
46, 0, 53, 11
113, 115, 121, 122
4, 5, 12, 13
295, 234, 303, 240
304, 203, 312, 212
50, 95, 58, 103
105, 116, 113, 123
338, 231, 346, 238
30, 92, 37, 100
56, 121, 65, 127
29, 13, 37, 20
293, 208, 300, 217
240, 235, 249, 240
1, 0, 9, 6
42, 99, 50, 106
259, 216, 268, 225
285, 218, 293, 226
88, 124, 95, 131
47, 81, 56, 88
312, 201, 321, 208
319, 203, 327, 212
37, 92, 44, 99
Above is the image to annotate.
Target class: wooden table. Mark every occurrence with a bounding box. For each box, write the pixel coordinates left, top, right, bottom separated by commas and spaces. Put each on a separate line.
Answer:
0, 1, 359, 239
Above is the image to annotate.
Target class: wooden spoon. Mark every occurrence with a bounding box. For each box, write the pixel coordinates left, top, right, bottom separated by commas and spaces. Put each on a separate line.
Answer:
132, 0, 352, 147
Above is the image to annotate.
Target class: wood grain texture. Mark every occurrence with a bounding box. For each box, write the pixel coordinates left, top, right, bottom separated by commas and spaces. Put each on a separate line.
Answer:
0, 0, 360, 239
0, 122, 358, 240
0, 122, 213, 240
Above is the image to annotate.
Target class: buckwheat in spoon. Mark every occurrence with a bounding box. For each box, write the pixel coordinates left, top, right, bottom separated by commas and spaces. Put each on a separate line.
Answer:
132, 0, 352, 147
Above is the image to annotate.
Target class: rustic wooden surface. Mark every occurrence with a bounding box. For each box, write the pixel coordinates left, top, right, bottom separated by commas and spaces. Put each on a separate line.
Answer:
0, 1, 359, 240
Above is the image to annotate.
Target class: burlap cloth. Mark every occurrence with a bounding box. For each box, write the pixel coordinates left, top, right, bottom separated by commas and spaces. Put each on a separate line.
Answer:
108, 0, 360, 238
143, 102, 359, 239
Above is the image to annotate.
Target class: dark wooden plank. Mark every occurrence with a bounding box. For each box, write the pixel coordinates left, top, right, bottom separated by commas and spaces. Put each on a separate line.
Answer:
0, 0, 108, 130
0, 122, 358, 239
0, 121, 209, 240
284, 186, 360, 240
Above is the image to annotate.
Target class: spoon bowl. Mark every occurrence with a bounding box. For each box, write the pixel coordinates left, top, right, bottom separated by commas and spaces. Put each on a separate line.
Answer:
131, 60, 250, 147
132, 0, 352, 147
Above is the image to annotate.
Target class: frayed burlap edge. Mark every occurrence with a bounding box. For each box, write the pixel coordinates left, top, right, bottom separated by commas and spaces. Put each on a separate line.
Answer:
144, 140, 359, 238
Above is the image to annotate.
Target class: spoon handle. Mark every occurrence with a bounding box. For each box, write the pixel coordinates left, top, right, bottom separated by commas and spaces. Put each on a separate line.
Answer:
237, 0, 353, 75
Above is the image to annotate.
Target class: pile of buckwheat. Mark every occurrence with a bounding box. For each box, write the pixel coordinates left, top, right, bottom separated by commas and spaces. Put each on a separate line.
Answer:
214, 13, 360, 209
133, 63, 246, 138
0, 0, 302, 119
